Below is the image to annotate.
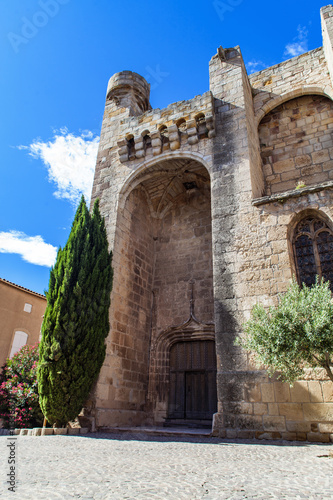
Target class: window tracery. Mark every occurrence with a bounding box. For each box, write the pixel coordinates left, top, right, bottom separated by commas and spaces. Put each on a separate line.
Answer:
293, 216, 333, 290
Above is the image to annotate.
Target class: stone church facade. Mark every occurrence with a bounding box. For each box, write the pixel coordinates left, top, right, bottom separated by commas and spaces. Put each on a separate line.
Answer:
88, 5, 333, 442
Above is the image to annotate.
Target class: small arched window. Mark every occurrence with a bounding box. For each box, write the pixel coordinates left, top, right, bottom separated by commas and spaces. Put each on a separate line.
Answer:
293, 215, 333, 290
159, 125, 169, 150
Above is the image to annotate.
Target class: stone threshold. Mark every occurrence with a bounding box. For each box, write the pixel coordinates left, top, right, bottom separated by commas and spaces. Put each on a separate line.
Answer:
252, 180, 333, 206
98, 426, 212, 438
0, 426, 212, 438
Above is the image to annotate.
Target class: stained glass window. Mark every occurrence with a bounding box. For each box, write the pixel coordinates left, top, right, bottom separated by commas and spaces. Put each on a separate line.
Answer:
293, 216, 333, 291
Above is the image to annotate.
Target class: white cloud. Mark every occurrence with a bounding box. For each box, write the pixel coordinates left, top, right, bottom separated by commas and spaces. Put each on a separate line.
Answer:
20, 128, 99, 205
284, 25, 309, 58
0, 231, 57, 267
246, 60, 268, 74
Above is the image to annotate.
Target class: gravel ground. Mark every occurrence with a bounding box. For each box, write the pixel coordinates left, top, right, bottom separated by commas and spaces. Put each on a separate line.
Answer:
1, 432, 332, 499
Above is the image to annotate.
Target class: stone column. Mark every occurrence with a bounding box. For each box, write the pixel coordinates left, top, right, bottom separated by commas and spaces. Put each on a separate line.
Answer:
209, 47, 266, 437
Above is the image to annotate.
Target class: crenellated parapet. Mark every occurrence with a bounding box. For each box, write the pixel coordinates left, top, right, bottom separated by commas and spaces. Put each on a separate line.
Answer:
116, 91, 216, 162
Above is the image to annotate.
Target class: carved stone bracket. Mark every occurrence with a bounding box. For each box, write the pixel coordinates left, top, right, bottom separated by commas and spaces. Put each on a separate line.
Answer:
187, 119, 198, 145
168, 124, 180, 150
134, 135, 145, 159
151, 131, 162, 156
117, 91, 216, 162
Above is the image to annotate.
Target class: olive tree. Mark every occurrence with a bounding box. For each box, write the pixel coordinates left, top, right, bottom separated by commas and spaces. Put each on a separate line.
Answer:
237, 278, 333, 384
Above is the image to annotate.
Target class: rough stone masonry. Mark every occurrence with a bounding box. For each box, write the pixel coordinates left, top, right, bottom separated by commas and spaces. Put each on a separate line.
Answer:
85, 5, 333, 443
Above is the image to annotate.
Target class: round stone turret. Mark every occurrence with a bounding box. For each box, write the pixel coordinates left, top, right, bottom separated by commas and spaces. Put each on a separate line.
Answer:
106, 71, 151, 116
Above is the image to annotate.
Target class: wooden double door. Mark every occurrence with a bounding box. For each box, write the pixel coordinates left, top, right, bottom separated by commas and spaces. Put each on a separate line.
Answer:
168, 340, 217, 420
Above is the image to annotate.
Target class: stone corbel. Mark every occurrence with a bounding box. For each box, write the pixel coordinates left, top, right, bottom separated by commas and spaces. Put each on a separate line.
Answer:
186, 119, 198, 145
150, 130, 162, 156
134, 135, 145, 159
168, 124, 180, 150
206, 115, 216, 138
117, 138, 129, 162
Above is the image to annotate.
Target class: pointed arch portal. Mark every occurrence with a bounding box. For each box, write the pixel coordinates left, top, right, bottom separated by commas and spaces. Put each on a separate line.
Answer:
107, 156, 216, 426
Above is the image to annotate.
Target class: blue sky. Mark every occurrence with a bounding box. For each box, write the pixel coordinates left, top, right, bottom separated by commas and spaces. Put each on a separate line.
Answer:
0, 0, 326, 294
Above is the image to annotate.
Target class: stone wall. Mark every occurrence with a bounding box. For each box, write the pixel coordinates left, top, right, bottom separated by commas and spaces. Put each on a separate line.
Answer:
94, 187, 155, 427
259, 95, 333, 195
0, 279, 46, 368
153, 185, 213, 333
250, 47, 332, 123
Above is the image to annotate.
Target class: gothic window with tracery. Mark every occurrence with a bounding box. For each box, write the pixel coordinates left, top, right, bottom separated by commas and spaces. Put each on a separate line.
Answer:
293, 216, 333, 291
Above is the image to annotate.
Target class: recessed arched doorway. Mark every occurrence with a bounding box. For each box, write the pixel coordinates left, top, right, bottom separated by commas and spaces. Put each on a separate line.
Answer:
101, 155, 216, 427
168, 339, 217, 421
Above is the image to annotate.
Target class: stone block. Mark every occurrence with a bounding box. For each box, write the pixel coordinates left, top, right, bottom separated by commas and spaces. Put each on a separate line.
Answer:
253, 403, 268, 416
237, 430, 255, 439
80, 427, 89, 435
286, 421, 311, 433
20, 429, 28, 436
54, 428, 68, 435
321, 381, 333, 402
33, 428, 43, 436
268, 403, 279, 416
41, 428, 54, 435
261, 383, 275, 402
226, 428, 238, 439
272, 158, 295, 173
312, 150, 330, 164
228, 402, 253, 415
294, 154, 311, 167
262, 415, 286, 431
303, 403, 333, 421
281, 432, 297, 441
278, 403, 304, 420
274, 382, 291, 402
318, 423, 333, 433
290, 381, 310, 402
68, 428, 80, 435
308, 381, 324, 402
255, 431, 282, 440
236, 415, 263, 430
311, 422, 318, 432
306, 432, 330, 443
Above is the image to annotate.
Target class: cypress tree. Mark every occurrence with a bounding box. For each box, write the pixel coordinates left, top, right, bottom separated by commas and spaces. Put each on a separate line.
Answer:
38, 196, 113, 427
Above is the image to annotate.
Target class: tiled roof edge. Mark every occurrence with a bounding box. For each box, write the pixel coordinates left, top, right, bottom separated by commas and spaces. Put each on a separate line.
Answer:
0, 277, 47, 299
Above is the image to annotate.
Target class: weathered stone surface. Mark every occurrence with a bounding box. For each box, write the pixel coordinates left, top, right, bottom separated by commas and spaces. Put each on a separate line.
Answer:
278, 403, 304, 421
41, 428, 53, 436
54, 428, 68, 435
274, 382, 291, 402
303, 403, 333, 421
262, 416, 286, 432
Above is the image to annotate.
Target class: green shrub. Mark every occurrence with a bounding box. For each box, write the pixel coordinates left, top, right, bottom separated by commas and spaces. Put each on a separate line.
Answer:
237, 278, 333, 384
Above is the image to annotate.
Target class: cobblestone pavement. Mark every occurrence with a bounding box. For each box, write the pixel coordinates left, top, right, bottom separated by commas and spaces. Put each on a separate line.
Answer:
1, 432, 332, 499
